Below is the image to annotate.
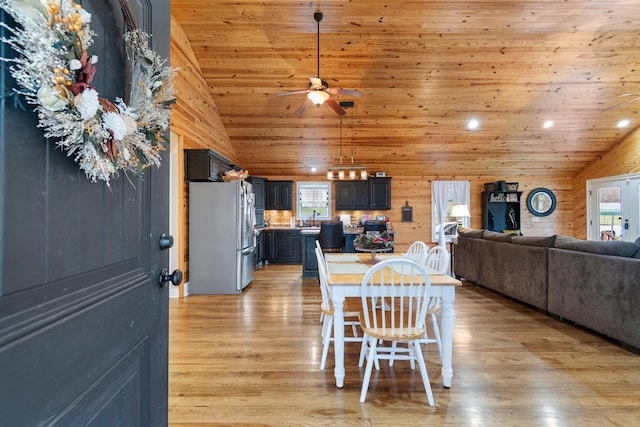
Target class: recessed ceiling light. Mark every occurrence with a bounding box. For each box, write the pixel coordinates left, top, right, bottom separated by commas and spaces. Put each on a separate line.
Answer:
617, 119, 631, 128
467, 119, 479, 130
543, 120, 554, 129
311, 167, 317, 173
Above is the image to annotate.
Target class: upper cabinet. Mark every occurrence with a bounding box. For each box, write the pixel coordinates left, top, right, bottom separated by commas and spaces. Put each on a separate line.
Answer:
370, 178, 392, 210
334, 177, 391, 210
266, 180, 293, 210
249, 176, 266, 210
184, 149, 232, 182
335, 181, 370, 210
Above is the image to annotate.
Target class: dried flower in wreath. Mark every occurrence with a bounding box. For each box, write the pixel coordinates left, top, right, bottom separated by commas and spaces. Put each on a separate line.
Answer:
0, 0, 176, 185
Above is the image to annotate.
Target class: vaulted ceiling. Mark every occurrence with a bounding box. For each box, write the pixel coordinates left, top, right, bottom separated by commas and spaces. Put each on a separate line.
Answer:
171, 0, 640, 178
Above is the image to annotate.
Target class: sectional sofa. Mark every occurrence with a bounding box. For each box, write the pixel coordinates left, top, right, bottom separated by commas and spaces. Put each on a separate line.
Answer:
454, 228, 640, 353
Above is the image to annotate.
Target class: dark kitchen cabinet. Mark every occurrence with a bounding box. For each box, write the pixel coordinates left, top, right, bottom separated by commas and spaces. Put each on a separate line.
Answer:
334, 177, 391, 210
249, 176, 266, 210
481, 191, 522, 233
302, 234, 319, 278
370, 178, 392, 210
335, 181, 370, 210
184, 149, 232, 181
264, 229, 301, 264
249, 176, 266, 228
266, 180, 293, 210
254, 230, 265, 267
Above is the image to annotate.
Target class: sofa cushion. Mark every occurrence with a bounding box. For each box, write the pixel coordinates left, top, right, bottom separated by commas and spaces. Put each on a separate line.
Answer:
511, 235, 557, 248
554, 235, 640, 258
458, 228, 484, 239
483, 230, 514, 242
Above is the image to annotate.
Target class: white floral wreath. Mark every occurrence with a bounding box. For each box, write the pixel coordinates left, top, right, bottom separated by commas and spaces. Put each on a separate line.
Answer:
0, 0, 175, 185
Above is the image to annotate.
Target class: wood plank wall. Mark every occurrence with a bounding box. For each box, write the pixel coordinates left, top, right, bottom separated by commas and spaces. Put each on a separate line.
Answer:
171, 16, 240, 287
265, 175, 573, 251
572, 129, 640, 239
170, 15, 639, 290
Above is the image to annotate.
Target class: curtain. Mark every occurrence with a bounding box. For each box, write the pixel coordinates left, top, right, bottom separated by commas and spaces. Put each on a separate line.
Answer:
432, 180, 471, 246
432, 181, 449, 246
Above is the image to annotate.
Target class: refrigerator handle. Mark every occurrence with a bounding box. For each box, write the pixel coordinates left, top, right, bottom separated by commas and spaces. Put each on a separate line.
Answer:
241, 246, 255, 255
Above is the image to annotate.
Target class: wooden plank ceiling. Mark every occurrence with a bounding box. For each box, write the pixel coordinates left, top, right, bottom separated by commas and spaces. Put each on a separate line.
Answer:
171, 0, 640, 178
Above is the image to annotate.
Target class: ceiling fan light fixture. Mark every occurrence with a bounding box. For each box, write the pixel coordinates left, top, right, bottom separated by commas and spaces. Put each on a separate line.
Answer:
307, 90, 329, 106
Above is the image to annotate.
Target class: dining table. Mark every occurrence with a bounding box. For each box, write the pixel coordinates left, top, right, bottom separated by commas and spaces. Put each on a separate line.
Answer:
324, 252, 462, 389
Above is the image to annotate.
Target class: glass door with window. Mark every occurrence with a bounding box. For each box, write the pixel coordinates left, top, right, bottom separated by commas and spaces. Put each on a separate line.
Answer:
588, 175, 640, 242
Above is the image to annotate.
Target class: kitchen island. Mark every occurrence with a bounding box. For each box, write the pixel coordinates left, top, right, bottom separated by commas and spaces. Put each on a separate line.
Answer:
299, 226, 395, 278
257, 224, 395, 278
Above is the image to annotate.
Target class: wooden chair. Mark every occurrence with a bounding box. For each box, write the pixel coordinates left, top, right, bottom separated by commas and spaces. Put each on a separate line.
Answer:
315, 239, 326, 324
315, 247, 364, 370
405, 240, 429, 265
421, 245, 450, 358
358, 259, 435, 405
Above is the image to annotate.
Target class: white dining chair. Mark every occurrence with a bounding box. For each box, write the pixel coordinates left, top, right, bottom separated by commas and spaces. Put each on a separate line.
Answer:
421, 245, 450, 358
315, 240, 326, 324
358, 258, 435, 405
315, 247, 364, 370
405, 240, 429, 265
389, 244, 449, 368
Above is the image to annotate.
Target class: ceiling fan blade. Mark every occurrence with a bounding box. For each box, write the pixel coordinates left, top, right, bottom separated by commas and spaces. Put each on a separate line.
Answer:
310, 77, 323, 88
295, 98, 312, 115
274, 89, 309, 97
602, 95, 640, 112
329, 88, 362, 97
325, 98, 346, 116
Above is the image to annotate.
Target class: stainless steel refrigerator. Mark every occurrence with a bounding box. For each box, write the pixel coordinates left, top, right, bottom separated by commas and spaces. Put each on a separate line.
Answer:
189, 181, 255, 294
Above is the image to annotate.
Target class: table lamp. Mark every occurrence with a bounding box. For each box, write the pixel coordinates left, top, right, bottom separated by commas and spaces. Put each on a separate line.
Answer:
451, 204, 471, 226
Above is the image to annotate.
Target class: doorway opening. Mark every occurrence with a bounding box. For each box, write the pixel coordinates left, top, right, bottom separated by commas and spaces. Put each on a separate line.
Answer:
587, 174, 640, 242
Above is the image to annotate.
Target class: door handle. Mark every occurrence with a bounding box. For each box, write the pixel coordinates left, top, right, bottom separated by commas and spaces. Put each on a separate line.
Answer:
159, 269, 183, 287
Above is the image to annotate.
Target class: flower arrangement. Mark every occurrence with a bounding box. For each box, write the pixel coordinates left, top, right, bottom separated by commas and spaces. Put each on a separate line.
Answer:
0, 0, 176, 185
353, 231, 394, 250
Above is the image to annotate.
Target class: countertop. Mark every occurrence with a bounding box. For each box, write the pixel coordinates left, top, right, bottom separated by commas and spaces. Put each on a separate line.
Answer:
256, 225, 394, 235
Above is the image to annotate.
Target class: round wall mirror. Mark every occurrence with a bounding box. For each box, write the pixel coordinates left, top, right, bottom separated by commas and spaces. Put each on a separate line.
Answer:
526, 188, 556, 217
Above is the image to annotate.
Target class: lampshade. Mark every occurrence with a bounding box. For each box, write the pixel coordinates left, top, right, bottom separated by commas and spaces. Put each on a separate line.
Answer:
451, 204, 471, 218
307, 90, 329, 106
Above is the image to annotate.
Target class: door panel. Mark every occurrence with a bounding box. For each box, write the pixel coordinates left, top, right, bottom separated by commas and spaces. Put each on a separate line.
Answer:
0, 0, 170, 425
588, 175, 640, 242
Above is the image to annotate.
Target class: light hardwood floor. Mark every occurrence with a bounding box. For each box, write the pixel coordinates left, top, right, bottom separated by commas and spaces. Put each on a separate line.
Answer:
169, 265, 640, 426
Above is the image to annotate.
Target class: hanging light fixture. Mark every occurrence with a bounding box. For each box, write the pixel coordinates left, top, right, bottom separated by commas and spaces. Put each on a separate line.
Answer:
307, 90, 329, 106
326, 115, 345, 180
327, 102, 367, 180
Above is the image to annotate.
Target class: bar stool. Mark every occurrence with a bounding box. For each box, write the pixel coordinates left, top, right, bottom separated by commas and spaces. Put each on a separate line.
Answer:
363, 220, 387, 234
318, 221, 345, 253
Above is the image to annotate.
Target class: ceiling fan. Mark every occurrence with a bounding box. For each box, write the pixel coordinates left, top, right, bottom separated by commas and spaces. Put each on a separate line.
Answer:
274, 9, 361, 116
602, 92, 640, 112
